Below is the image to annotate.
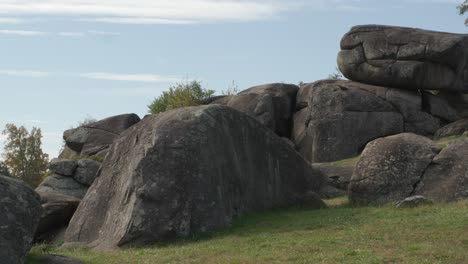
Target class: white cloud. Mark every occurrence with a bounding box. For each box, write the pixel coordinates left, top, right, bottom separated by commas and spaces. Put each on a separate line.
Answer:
82, 17, 195, 25
88, 30, 121, 36
58, 31, 85, 37
0, 29, 47, 36
80, 72, 180, 83
0, 17, 25, 24
0, 0, 290, 24
0, 70, 50, 77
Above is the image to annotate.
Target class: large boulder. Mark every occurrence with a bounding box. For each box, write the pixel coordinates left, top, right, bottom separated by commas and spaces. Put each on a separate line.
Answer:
338, 25, 468, 92
63, 113, 141, 157
292, 80, 404, 163
36, 174, 88, 199
434, 118, 468, 139
212, 83, 298, 137
49, 159, 77, 176
0, 175, 42, 264
35, 192, 81, 243
348, 133, 440, 204
414, 138, 468, 202
73, 159, 101, 186
65, 105, 325, 249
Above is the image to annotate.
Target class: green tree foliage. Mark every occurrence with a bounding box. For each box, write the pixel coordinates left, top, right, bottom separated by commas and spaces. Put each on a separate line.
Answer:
148, 80, 215, 114
0, 161, 11, 176
2, 124, 49, 187
459, 1, 468, 25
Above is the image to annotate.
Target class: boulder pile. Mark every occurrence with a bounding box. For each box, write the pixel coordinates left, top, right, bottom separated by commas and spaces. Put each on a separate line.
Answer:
64, 105, 326, 249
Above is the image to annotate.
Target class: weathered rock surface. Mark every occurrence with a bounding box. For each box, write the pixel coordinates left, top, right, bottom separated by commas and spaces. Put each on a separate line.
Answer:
36, 174, 88, 199
338, 24, 468, 92
212, 83, 298, 137
349, 133, 440, 204
63, 113, 140, 157
434, 118, 468, 139
35, 192, 81, 243
292, 80, 404, 163
414, 138, 468, 202
74, 159, 100, 186
423, 92, 462, 122
396, 196, 433, 208
49, 159, 77, 176
65, 105, 325, 249
0, 175, 42, 264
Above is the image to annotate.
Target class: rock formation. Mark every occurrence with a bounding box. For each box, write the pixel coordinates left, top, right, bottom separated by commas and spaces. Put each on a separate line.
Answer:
349, 133, 468, 204
65, 105, 325, 249
212, 83, 298, 137
0, 175, 42, 264
338, 25, 468, 92
36, 158, 100, 199
60, 113, 141, 159
35, 191, 81, 243
349, 133, 440, 204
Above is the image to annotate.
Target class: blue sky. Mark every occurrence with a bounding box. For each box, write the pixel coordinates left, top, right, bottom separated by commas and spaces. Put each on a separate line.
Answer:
0, 0, 466, 158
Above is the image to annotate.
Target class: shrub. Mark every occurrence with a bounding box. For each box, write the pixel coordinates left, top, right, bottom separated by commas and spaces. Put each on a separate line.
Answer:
148, 80, 215, 114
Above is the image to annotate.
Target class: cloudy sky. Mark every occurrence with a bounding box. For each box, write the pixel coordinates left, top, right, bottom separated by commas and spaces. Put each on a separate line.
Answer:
0, 0, 466, 158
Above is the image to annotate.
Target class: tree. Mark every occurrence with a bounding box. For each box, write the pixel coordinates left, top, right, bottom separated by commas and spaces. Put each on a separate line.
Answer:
458, 1, 468, 25
2, 124, 49, 187
0, 161, 11, 176
148, 80, 215, 114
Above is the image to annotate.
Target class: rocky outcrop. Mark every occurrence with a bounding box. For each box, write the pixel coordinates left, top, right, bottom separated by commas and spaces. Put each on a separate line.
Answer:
338, 24, 468, 92
35, 192, 81, 243
65, 105, 325, 249
212, 83, 298, 137
0, 175, 42, 264
292, 80, 404, 163
434, 119, 468, 139
61, 113, 141, 158
349, 133, 468, 204
349, 133, 440, 204
414, 138, 468, 202
36, 159, 100, 199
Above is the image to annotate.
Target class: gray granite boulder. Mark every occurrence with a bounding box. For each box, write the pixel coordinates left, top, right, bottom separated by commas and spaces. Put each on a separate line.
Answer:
62, 113, 140, 157
49, 159, 77, 176
212, 83, 298, 137
74, 159, 100, 186
0, 175, 42, 264
338, 25, 468, 92
349, 133, 440, 204
35, 192, 81, 243
65, 105, 325, 249
36, 174, 87, 199
414, 138, 468, 202
292, 80, 404, 163
434, 119, 468, 139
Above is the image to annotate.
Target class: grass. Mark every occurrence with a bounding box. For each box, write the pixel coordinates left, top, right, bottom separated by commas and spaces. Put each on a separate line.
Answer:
27, 198, 468, 264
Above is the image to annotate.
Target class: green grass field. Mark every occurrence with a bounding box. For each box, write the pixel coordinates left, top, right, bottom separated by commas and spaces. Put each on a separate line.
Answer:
28, 197, 468, 264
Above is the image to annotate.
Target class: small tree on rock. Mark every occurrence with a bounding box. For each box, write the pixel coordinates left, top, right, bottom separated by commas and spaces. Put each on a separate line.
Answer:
458, 1, 468, 25
2, 124, 49, 187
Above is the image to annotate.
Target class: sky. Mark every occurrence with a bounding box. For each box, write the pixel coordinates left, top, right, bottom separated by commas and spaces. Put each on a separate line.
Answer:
0, 0, 466, 159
